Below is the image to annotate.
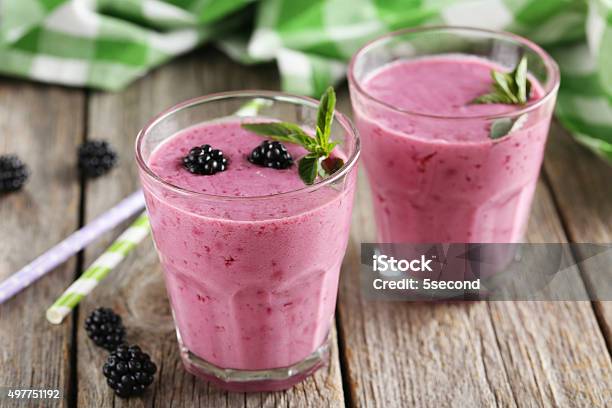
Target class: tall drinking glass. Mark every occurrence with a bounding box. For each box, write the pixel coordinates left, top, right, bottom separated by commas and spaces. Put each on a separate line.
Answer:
348, 27, 559, 243
136, 92, 360, 391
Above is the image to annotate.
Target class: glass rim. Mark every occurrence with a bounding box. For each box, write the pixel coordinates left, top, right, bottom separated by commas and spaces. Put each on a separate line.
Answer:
348, 25, 561, 121
135, 90, 361, 201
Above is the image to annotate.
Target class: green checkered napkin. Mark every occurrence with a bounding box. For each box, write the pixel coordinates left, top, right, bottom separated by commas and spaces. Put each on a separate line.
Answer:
1, 0, 611, 162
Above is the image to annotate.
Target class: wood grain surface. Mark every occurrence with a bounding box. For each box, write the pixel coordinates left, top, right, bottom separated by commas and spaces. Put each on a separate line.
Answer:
0, 81, 84, 407
543, 122, 612, 352
0, 47, 610, 408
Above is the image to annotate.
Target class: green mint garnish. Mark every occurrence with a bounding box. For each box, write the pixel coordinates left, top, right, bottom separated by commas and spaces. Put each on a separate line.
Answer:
489, 118, 515, 139
472, 56, 532, 106
298, 153, 320, 184
489, 113, 528, 139
241, 87, 343, 185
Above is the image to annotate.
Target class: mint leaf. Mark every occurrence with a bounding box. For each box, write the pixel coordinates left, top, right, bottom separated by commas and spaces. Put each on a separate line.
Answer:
242, 122, 306, 139
489, 114, 529, 139
473, 92, 514, 105
473, 56, 532, 105
241, 87, 342, 185
513, 56, 529, 103
489, 118, 514, 139
492, 71, 517, 103
292, 132, 320, 153
298, 154, 320, 185
316, 87, 336, 148
242, 122, 320, 150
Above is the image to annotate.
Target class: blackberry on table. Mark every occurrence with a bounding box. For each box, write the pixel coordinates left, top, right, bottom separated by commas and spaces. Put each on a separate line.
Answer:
248, 140, 293, 169
103, 344, 157, 398
78, 140, 118, 178
0, 155, 29, 193
84, 307, 126, 351
182, 144, 228, 175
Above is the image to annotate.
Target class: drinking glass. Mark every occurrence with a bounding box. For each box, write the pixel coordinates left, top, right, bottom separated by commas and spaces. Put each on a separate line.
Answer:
348, 26, 559, 243
136, 91, 360, 391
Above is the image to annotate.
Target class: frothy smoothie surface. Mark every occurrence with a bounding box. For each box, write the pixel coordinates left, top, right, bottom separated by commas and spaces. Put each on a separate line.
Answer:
148, 119, 309, 197
362, 55, 543, 141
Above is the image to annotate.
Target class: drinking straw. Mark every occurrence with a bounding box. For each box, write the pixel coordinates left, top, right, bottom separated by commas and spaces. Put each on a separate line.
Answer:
0, 190, 145, 305
234, 98, 272, 117
46, 212, 150, 324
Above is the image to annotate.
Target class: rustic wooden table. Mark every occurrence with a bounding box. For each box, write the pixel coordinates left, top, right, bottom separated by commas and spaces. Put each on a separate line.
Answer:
1, 47, 611, 407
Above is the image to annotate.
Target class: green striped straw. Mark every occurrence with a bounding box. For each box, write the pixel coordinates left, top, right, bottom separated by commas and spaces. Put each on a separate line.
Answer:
46, 212, 150, 324
234, 97, 272, 117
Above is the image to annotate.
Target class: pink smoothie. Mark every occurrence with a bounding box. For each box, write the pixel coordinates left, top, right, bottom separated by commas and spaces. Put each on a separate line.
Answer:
141, 119, 356, 377
350, 55, 553, 242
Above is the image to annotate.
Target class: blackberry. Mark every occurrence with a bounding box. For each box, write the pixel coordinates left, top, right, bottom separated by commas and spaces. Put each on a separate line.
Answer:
182, 144, 228, 175
84, 307, 126, 351
0, 155, 30, 193
78, 140, 117, 178
103, 344, 157, 398
248, 141, 293, 169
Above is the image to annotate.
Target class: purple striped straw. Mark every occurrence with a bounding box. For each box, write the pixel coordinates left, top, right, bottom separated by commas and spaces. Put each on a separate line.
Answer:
0, 190, 145, 304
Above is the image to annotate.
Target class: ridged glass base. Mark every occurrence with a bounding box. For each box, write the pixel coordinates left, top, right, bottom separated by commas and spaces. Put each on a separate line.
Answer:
176, 330, 331, 392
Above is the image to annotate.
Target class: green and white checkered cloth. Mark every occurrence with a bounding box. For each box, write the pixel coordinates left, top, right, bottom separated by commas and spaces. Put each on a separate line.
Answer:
1, 0, 611, 161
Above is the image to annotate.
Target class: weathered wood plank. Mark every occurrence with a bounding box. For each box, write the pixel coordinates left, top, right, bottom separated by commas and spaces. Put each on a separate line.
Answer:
336, 93, 612, 407
77, 48, 345, 407
486, 179, 611, 407
543, 122, 612, 351
0, 80, 84, 407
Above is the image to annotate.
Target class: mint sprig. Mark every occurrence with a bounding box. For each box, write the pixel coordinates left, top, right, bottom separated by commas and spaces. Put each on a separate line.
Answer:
472, 56, 532, 105
241, 87, 343, 185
